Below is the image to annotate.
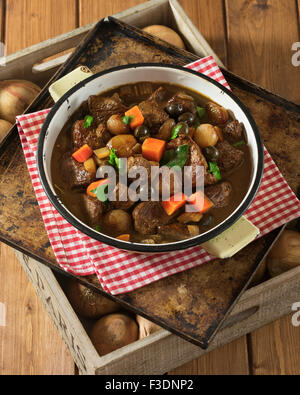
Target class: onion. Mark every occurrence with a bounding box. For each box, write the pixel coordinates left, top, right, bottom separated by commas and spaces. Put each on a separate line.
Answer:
90, 313, 139, 356
143, 25, 185, 49
0, 80, 41, 123
66, 279, 120, 319
136, 315, 162, 339
0, 119, 13, 144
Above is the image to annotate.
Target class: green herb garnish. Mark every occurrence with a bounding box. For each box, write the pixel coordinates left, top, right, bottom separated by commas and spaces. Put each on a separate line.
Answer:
170, 124, 183, 140
108, 148, 126, 175
91, 184, 109, 205
108, 148, 119, 167
122, 115, 135, 125
197, 106, 206, 119
209, 162, 222, 181
94, 225, 101, 232
233, 140, 246, 148
83, 115, 94, 128
161, 144, 189, 169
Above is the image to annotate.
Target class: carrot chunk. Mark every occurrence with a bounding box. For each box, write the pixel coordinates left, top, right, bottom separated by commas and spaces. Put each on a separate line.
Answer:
72, 144, 93, 163
124, 105, 145, 129
187, 191, 214, 214
161, 193, 187, 216
116, 234, 130, 242
142, 138, 166, 162
87, 179, 110, 197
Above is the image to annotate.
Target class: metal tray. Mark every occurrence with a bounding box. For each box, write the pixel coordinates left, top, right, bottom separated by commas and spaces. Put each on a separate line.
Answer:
0, 18, 299, 348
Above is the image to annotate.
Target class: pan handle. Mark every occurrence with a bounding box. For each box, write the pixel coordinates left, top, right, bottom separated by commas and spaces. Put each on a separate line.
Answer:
49, 66, 94, 102
201, 216, 260, 259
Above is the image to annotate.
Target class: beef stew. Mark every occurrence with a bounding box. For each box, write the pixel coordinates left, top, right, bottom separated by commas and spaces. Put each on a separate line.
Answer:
51, 82, 252, 244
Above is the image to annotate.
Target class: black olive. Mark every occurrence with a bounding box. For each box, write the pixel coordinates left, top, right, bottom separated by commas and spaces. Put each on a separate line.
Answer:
176, 122, 189, 136
134, 125, 150, 143
201, 214, 214, 227
178, 112, 196, 126
203, 146, 220, 162
166, 102, 184, 117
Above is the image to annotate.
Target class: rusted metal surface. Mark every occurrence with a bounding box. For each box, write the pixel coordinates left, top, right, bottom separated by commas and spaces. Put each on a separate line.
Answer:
0, 18, 299, 348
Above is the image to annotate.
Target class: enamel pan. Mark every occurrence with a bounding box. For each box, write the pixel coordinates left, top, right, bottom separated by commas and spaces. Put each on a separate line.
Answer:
37, 64, 264, 254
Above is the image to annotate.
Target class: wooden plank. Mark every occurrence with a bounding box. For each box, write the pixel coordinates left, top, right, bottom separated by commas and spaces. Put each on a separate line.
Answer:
169, 337, 249, 374
1, 0, 77, 375
5, 0, 78, 54
225, 0, 300, 376
0, 243, 75, 375
78, 0, 147, 25
175, 0, 247, 375
249, 315, 300, 374
178, 0, 227, 66
225, 0, 300, 103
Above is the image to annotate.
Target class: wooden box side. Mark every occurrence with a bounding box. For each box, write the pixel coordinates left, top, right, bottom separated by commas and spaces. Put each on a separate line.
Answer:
0, 0, 223, 88
14, 248, 300, 375
13, 250, 101, 375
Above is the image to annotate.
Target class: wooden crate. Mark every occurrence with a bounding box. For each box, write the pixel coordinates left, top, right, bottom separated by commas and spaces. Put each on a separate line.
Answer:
14, 250, 300, 375
2, 0, 300, 374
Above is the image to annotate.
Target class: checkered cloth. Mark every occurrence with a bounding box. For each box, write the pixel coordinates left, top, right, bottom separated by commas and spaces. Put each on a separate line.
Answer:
16, 56, 300, 295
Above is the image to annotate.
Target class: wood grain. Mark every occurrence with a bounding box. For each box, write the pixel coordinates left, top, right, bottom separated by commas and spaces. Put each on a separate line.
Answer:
78, 0, 146, 25
1, 0, 77, 375
225, 0, 300, 103
227, 0, 300, 376
0, 243, 75, 374
170, 336, 249, 375
179, 0, 227, 66
5, 0, 77, 54
249, 315, 300, 374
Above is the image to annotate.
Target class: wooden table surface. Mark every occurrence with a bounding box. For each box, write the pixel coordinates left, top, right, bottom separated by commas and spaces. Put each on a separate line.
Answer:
0, 0, 300, 375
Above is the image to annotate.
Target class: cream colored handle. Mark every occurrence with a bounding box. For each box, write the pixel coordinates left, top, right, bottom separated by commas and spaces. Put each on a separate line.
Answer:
49, 66, 94, 103
201, 216, 260, 259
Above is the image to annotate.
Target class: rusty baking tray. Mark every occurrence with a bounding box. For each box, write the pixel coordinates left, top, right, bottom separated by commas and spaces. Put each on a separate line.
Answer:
0, 18, 299, 349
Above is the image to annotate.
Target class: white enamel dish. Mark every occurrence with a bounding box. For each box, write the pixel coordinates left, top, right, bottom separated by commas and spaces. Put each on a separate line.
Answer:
37, 64, 264, 254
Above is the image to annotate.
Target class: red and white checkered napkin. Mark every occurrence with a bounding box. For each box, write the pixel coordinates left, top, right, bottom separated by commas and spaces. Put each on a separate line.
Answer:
16, 56, 300, 295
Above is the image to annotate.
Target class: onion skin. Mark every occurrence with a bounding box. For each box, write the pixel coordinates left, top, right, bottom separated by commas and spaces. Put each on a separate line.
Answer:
136, 315, 162, 339
0, 119, 13, 144
0, 80, 41, 123
66, 279, 120, 319
143, 25, 185, 49
90, 313, 139, 356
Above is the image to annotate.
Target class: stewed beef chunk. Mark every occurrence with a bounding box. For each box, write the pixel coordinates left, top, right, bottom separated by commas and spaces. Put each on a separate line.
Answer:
83, 194, 106, 227
205, 181, 232, 208
157, 222, 191, 241
216, 140, 244, 172
109, 182, 135, 211
62, 154, 95, 189
72, 120, 106, 151
223, 120, 244, 142
88, 93, 127, 124
132, 201, 174, 235
138, 88, 169, 133
167, 135, 218, 186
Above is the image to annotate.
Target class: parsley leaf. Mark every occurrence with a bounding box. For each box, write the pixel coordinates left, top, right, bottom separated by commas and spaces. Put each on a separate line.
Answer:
170, 124, 184, 140
209, 162, 222, 181
161, 145, 189, 169
197, 106, 206, 119
122, 115, 135, 125
232, 140, 245, 148
91, 184, 109, 204
108, 148, 119, 167
84, 115, 94, 128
